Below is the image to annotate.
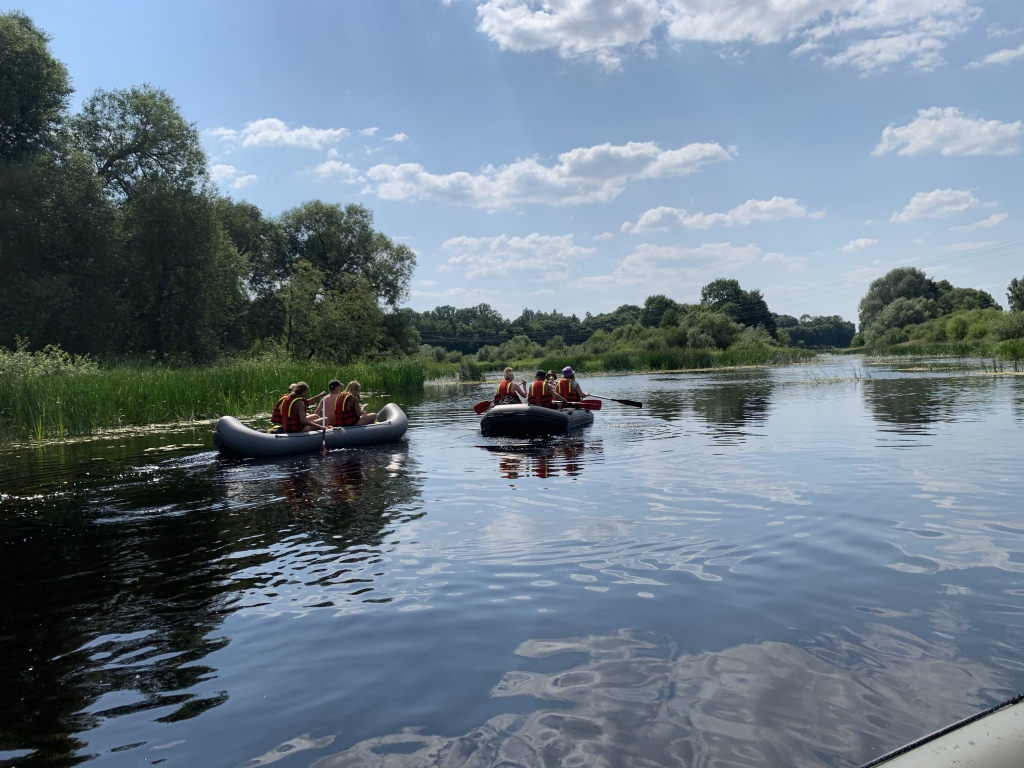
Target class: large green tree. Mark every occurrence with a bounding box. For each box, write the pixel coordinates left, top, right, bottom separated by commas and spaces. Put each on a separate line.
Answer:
71, 85, 206, 197
1009, 277, 1024, 313
278, 201, 415, 308
117, 178, 244, 361
701, 278, 775, 332
0, 12, 72, 161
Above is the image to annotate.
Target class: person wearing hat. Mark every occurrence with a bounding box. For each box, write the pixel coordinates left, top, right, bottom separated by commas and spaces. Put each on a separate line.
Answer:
555, 366, 589, 405
527, 369, 565, 409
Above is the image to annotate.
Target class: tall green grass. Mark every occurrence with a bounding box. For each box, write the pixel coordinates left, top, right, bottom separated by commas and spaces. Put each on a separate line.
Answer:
0, 359, 455, 443
487, 346, 815, 375
850, 339, 1023, 363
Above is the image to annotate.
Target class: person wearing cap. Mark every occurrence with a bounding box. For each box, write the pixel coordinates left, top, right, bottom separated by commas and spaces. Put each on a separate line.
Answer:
527, 370, 565, 409
555, 366, 589, 405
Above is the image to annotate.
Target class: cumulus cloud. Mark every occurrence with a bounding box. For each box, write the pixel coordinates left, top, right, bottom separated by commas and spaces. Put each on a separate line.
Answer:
950, 213, 1008, 232
385, 132, 409, 142
621, 196, 809, 233
838, 237, 878, 252
360, 127, 379, 136
314, 159, 363, 182
475, 0, 978, 72
941, 240, 998, 250
208, 118, 349, 150
365, 140, 734, 208
874, 107, 1022, 156
442, 233, 595, 278
569, 241, 760, 292
592, 232, 615, 240
209, 164, 258, 190
967, 43, 1024, 67
891, 188, 980, 223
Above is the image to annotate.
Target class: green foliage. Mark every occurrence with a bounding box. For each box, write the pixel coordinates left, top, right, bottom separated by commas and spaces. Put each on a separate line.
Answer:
0, 358, 443, 442
701, 278, 775, 332
71, 85, 206, 196
680, 310, 743, 349
1009, 277, 1024, 313
641, 295, 682, 327
858, 267, 935, 330
0, 338, 97, 378
774, 315, 856, 348
0, 11, 72, 161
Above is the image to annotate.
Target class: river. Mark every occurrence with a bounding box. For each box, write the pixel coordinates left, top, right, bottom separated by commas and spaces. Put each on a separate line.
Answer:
1, 359, 1022, 767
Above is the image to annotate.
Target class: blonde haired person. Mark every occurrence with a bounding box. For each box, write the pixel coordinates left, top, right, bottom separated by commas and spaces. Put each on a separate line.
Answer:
270, 382, 326, 433
494, 367, 527, 405
329, 381, 377, 427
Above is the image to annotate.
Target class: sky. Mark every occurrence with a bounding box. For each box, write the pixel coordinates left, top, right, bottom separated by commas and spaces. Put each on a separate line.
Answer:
12, 0, 1023, 323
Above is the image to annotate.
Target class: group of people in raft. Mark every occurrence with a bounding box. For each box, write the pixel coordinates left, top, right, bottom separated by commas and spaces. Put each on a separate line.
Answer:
495, 366, 589, 408
270, 380, 376, 433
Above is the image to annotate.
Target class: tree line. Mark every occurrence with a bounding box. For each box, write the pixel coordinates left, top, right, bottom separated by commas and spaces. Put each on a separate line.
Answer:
1, 12, 416, 364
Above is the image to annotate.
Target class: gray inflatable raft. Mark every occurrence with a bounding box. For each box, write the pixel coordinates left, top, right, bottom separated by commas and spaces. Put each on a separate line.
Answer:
212, 403, 408, 457
480, 403, 593, 437
861, 692, 1024, 767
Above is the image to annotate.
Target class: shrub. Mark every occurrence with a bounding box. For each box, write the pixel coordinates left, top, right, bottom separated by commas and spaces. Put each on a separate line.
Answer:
946, 315, 969, 341
993, 312, 1024, 341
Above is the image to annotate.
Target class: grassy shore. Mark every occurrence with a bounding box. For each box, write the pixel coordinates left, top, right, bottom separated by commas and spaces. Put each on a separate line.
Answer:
0, 359, 456, 443
477, 346, 817, 376
839, 338, 1024, 363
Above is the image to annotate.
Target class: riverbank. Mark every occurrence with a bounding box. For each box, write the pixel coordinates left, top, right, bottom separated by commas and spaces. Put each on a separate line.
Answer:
0, 359, 456, 443
838, 339, 1024, 368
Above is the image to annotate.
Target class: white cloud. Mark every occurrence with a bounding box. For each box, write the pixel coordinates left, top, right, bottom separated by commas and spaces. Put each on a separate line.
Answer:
442, 233, 595, 278
762, 252, 806, 272
385, 132, 409, 142
839, 237, 878, 251
621, 196, 808, 233
592, 232, 614, 240
530, 288, 557, 296
569, 241, 760, 292
967, 43, 1024, 67
209, 118, 349, 150
360, 127, 379, 136
890, 189, 980, 223
874, 107, 1022, 156
987, 24, 1022, 38
209, 164, 258, 190
475, 0, 978, 73
410, 286, 500, 303
313, 159, 363, 182
365, 140, 734, 208
950, 213, 1008, 232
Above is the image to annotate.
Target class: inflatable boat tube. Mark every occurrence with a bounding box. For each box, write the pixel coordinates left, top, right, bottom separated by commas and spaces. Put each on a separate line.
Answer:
860, 692, 1024, 768
212, 403, 408, 458
480, 404, 594, 437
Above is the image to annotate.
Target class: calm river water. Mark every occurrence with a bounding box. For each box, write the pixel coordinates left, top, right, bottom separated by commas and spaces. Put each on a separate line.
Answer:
1, 360, 1023, 767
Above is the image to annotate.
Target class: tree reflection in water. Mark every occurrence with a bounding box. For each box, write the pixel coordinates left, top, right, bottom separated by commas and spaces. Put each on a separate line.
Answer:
480, 439, 603, 479
863, 376, 999, 434
0, 440, 422, 763
645, 372, 773, 443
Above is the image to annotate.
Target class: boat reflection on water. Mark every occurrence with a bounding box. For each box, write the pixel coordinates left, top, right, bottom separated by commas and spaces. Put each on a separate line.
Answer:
480, 438, 603, 479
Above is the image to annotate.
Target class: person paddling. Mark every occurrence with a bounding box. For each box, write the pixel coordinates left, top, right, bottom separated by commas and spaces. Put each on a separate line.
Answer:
270, 382, 326, 433
527, 369, 564, 409
327, 380, 377, 426
555, 366, 589, 406
494, 367, 527, 405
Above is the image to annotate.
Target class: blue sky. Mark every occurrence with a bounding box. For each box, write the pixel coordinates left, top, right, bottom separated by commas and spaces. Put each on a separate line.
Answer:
14, 0, 1023, 322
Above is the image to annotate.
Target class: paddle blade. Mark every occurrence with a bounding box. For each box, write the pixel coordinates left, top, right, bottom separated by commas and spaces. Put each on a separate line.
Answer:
618, 399, 643, 408
581, 400, 602, 410
473, 400, 492, 415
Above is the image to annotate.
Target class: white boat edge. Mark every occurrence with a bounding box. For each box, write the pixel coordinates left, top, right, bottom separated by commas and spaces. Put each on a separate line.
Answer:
861, 692, 1024, 768
212, 402, 408, 457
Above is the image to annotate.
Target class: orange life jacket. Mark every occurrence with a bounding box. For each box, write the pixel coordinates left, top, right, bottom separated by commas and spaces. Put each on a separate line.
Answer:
527, 380, 552, 408
271, 394, 289, 425
556, 378, 581, 402
280, 395, 306, 433
335, 392, 359, 426
494, 379, 520, 404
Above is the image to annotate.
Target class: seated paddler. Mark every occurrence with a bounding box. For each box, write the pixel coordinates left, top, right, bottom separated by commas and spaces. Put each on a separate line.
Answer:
555, 366, 589, 405
325, 380, 377, 427
270, 381, 326, 433
494, 367, 527, 405
527, 369, 564, 409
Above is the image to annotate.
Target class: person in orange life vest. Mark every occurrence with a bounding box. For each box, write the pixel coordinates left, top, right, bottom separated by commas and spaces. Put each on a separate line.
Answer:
527, 369, 565, 409
329, 380, 377, 426
494, 367, 527, 405
555, 366, 589, 405
271, 381, 326, 433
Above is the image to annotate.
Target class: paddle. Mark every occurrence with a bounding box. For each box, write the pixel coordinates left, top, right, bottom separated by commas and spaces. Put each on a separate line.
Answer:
474, 399, 493, 415
319, 393, 328, 456
474, 399, 602, 413
588, 394, 643, 408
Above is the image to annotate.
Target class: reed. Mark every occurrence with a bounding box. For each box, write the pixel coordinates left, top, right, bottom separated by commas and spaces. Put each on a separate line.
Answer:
490, 346, 815, 374
0, 359, 455, 443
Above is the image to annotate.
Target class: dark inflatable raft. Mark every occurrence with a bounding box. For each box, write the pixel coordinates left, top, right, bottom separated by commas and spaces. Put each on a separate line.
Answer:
480, 404, 593, 437
860, 692, 1024, 767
